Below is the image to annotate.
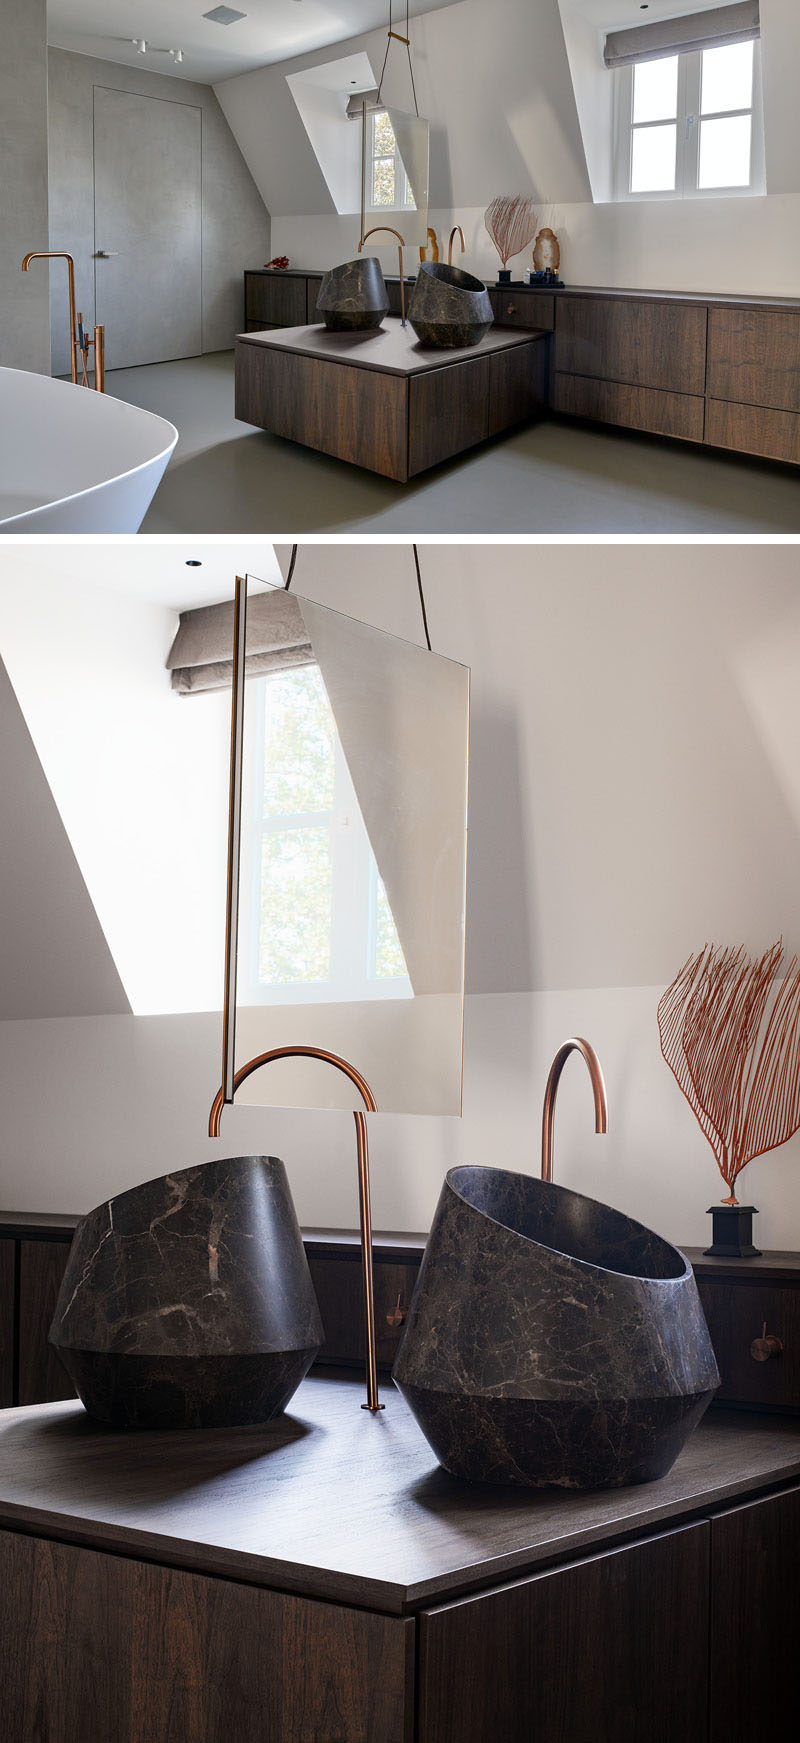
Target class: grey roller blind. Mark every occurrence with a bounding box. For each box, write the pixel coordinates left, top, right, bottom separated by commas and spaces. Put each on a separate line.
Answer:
167, 592, 313, 694
604, 2, 759, 68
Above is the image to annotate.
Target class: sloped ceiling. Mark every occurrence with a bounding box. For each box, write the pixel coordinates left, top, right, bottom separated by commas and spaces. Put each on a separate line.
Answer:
0, 657, 130, 1020
214, 0, 593, 216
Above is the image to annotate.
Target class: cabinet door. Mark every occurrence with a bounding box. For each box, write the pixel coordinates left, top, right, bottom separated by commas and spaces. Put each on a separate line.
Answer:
706, 399, 800, 466
308, 1257, 420, 1370
696, 1278, 800, 1411
554, 296, 707, 394
0, 1529, 413, 1742
244, 273, 307, 327
707, 308, 800, 411
553, 371, 705, 442
711, 1487, 800, 1742
419, 1522, 710, 1743
488, 340, 547, 436
408, 357, 490, 475
0, 1240, 14, 1408
489, 290, 555, 331
18, 1239, 75, 1405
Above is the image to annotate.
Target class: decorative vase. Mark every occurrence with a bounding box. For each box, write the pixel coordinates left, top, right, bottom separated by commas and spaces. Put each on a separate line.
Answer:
533, 228, 560, 274
704, 1205, 761, 1258
50, 1156, 323, 1429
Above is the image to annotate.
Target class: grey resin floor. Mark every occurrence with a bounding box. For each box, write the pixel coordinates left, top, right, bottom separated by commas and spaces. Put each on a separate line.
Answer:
108, 350, 800, 535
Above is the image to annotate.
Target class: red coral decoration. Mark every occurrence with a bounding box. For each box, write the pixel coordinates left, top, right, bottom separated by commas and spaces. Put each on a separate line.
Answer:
484, 195, 538, 268
658, 941, 800, 1204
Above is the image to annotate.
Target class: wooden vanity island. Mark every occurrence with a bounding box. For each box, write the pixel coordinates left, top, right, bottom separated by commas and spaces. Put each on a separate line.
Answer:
235, 319, 549, 481
0, 1374, 797, 1740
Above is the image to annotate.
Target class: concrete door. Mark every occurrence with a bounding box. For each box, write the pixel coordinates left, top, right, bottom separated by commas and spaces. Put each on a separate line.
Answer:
93, 87, 202, 369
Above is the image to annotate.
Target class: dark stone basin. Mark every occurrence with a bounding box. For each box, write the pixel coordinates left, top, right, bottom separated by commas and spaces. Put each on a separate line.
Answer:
50, 1156, 323, 1430
315, 257, 390, 331
393, 1166, 719, 1489
407, 261, 494, 348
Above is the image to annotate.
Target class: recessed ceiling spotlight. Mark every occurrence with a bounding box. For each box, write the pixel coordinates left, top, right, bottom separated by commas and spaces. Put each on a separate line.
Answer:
185, 559, 203, 567
132, 38, 147, 53
169, 48, 184, 63
203, 6, 248, 23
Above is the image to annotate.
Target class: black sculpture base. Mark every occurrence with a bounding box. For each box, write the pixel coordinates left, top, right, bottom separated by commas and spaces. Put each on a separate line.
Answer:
704, 1205, 761, 1258
396, 1383, 715, 1489
58, 1346, 318, 1431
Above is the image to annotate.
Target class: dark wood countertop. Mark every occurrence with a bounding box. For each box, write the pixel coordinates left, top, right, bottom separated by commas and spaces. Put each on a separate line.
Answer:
237, 318, 546, 376
249, 268, 800, 312
250, 267, 415, 284
1, 1377, 798, 1616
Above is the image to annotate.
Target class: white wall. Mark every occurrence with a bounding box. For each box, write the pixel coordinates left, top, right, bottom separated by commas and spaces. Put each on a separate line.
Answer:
47, 48, 271, 376
0, 575, 230, 1016
1, 544, 799, 1254
0, 0, 50, 373
217, 0, 800, 297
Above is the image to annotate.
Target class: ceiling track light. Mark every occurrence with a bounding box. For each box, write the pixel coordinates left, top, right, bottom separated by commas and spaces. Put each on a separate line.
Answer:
130, 39, 185, 63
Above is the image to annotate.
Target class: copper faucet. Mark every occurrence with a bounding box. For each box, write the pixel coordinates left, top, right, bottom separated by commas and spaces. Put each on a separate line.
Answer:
21, 250, 105, 390
209, 1043, 384, 1414
541, 1038, 608, 1183
447, 225, 465, 266
359, 226, 407, 325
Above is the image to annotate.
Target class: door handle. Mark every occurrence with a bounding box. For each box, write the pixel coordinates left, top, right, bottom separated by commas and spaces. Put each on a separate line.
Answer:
95, 250, 120, 258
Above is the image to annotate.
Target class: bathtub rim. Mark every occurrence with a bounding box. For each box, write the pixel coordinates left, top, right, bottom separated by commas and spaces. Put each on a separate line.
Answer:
0, 366, 178, 532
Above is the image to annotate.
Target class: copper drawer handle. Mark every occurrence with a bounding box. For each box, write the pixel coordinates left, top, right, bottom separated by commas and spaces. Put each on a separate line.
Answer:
506, 304, 517, 315
386, 1291, 407, 1329
750, 1321, 784, 1362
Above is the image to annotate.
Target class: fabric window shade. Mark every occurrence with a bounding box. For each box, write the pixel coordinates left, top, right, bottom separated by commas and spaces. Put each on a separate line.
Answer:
604, 2, 759, 68
167, 592, 314, 694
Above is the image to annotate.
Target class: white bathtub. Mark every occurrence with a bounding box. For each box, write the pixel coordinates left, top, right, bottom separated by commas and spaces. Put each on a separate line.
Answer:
0, 367, 177, 533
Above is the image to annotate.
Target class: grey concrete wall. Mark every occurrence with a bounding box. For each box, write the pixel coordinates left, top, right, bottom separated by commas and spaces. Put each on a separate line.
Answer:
47, 49, 271, 376
0, 0, 50, 373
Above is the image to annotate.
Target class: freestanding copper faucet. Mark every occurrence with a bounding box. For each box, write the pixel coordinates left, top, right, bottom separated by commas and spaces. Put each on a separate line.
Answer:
447, 225, 465, 266
209, 1044, 384, 1414
541, 1038, 608, 1183
359, 226, 407, 325
20, 251, 105, 390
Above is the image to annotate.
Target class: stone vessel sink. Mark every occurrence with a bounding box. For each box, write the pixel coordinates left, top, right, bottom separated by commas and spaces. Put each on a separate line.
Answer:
316, 258, 390, 331
407, 262, 494, 348
50, 1156, 323, 1430
393, 1166, 719, 1488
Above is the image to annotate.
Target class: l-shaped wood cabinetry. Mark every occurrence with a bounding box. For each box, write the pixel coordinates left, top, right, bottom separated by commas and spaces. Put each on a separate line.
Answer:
246, 271, 800, 468
495, 284, 800, 466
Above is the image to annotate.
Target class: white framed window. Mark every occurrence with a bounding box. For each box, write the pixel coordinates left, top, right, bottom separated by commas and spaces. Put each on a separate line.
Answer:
368, 108, 415, 211
614, 40, 764, 200
239, 663, 411, 1006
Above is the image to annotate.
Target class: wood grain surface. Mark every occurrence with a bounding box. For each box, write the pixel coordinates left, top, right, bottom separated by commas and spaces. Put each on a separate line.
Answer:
0, 1378, 798, 1615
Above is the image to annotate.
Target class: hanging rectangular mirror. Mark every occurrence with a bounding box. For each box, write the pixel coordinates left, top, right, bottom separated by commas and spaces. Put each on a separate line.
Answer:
360, 102, 430, 249
215, 570, 469, 1116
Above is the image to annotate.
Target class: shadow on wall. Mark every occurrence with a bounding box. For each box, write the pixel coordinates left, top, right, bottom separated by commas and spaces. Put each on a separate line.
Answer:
465, 700, 535, 996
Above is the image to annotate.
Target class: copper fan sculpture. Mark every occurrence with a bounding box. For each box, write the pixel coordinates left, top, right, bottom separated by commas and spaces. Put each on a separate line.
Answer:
658, 940, 800, 1205
484, 195, 538, 271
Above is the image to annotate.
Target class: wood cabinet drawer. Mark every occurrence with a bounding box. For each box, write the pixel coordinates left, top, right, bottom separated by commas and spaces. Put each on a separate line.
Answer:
244, 273, 307, 326
710, 1487, 800, 1742
552, 371, 705, 441
0, 1529, 413, 1743
18, 1239, 74, 1406
488, 339, 546, 435
308, 1257, 420, 1370
0, 1240, 13, 1408
706, 397, 800, 465
554, 296, 707, 394
419, 1523, 709, 1743
306, 276, 322, 322
707, 308, 800, 411
697, 1278, 800, 1411
489, 290, 554, 331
